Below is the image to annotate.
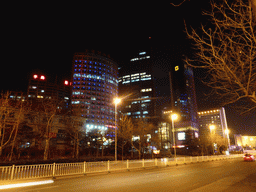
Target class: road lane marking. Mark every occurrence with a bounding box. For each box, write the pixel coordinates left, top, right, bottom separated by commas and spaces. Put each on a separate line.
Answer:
0, 180, 54, 190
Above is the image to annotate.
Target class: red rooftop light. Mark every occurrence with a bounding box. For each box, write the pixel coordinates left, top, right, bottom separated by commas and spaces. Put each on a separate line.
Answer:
64, 80, 69, 85
40, 75, 45, 80
33, 74, 38, 79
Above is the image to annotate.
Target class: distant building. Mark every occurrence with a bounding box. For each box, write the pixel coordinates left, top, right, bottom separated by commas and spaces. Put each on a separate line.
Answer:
71, 50, 118, 133
9, 91, 26, 101
198, 107, 229, 139
27, 74, 71, 110
234, 134, 256, 149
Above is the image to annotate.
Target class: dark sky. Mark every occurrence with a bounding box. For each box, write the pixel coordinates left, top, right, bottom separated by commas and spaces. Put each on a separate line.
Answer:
2, 1, 255, 136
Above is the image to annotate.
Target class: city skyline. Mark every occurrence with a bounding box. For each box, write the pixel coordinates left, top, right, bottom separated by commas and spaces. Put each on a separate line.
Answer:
2, 1, 255, 135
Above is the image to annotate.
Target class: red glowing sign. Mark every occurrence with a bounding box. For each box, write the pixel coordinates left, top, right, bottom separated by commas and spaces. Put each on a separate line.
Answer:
64, 80, 69, 85
33, 74, 38, 79
40, 75, 45, 80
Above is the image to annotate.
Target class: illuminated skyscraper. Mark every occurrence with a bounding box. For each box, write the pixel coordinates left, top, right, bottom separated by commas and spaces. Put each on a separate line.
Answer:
119, 43, 199, 150
71, 51, 118, 133
169, 62, 199, 146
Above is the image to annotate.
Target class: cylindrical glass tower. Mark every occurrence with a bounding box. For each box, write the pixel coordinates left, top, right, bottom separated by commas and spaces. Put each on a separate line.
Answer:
71, 51, 118, 133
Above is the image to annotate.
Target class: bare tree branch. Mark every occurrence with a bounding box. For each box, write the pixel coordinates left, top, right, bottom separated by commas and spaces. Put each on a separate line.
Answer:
185, 0, 256, 113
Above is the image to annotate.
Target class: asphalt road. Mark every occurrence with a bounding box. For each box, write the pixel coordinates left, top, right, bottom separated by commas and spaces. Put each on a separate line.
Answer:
3, 157, 256, 192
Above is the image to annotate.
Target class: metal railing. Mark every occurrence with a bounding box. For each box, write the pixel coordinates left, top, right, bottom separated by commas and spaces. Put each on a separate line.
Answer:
0, 154, 244, 181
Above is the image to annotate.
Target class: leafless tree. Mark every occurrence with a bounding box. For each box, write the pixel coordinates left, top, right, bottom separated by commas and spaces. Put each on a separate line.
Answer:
185, 0, 256, 113
170, 0, 188, 7
36, 99, 62, 160
132, 118, 155, 159
118, 114, 134, 160
0, 92, 29, 161
64, 110, 85, 159
0, 92, 13, 157
8, 99, 29, 161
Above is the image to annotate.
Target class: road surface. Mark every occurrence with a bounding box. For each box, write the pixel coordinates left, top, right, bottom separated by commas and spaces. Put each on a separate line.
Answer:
2, 157, 256, 192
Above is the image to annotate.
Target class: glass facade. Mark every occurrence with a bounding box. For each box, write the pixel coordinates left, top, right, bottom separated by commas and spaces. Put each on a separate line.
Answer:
71, 52, 118, 133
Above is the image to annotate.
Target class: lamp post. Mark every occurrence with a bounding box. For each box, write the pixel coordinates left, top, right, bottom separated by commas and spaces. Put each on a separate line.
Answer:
114, 97, 121, 161
171, 114, 178, 158
209, 125, 216, 155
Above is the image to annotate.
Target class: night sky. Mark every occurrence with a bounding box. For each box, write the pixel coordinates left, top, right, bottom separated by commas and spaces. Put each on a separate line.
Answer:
2, 1, 255, 136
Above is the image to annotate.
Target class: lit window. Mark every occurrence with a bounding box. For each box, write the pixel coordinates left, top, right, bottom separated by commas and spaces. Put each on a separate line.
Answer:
122, 81, 130, 84
141, 99, 151, 103
141, 77, 151, 81
141, 88, 152, 92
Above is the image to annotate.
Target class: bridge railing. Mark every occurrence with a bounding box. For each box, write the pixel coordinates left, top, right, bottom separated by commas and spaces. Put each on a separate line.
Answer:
0, 153, 245, 181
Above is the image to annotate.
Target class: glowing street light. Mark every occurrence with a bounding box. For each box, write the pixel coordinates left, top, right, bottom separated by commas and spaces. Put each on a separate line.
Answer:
209, 125, 215, 132
171, 113, 178, 158
114, 97, 121, 161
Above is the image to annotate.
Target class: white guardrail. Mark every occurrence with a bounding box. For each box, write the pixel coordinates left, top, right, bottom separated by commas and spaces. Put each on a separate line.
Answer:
0, 154, 246, 181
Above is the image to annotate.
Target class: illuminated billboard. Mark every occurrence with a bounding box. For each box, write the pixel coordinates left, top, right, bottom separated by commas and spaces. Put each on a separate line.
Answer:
178, 132, 185, 141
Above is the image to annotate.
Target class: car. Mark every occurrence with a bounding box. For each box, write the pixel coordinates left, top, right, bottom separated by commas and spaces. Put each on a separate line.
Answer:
243, 154, 255, 161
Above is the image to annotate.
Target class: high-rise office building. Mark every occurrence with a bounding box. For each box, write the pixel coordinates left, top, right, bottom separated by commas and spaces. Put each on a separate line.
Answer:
118, 51, 156, 121
119, 42, 199, 149
169, 61, 199, 147
71, 51, 118, 133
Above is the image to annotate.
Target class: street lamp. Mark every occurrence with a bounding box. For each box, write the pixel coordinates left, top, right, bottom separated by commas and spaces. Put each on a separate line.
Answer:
209, 125, 215, 155
114, 97, 121, 161
171, 114, 178, 158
